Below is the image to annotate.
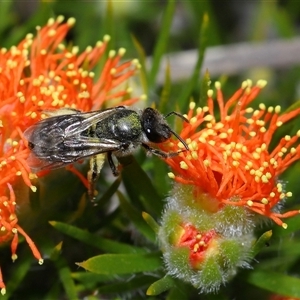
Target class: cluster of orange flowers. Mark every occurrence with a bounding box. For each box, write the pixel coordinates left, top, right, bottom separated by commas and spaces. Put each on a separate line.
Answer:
0, 16, 139, 293
165, 80, 300, 228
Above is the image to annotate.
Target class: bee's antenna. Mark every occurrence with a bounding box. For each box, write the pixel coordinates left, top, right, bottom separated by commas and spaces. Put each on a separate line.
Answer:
169, 128, 189, 151
164, 111, 189, 151
165, 111, 189, 123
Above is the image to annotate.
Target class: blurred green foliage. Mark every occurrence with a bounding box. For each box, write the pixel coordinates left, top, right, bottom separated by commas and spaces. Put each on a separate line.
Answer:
1, 0, 300, 299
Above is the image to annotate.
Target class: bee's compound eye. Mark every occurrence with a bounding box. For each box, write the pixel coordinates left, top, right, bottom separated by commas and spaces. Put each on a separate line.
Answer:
28, 141, 35, 149
142, 108, 171, 143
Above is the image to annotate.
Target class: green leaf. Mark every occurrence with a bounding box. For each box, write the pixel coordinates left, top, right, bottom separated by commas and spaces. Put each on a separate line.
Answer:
251, 230, 272, 257
159, 60, 172, 112
149, 0, 175, 87
178, 13, 210, 106
131, 34, 148, 94
49, 221, 146, 254
146, 275, 176, 296
120, 155, 164, 216
55, 258, 79, 300
1, 254, 32, 300
98, 275, 155, 294
142, 211, 160, 234
117, 192, 156, 242
76, 253, 162, 275
246, 270, 300, 297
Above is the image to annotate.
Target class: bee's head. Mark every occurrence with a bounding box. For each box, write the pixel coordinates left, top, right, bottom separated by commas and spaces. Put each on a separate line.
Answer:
141, 108, 171, 143
141, 108, 189, 151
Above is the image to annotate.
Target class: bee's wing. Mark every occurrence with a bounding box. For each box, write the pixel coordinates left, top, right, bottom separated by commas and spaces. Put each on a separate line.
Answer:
64, 106, 125, 136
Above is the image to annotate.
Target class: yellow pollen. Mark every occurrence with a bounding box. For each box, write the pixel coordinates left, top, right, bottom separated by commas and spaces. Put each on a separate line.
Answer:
232, 161, 239, 167
227, 128, 233, 134
29, 173, 37, 179
284, 135, 291, 141
203, 106, 209, 113
11, 254, 18, 262
261, 198, 268, 204
12, 228, 17, 234
189, 102, 196, 110
275, 105, 281, 114
207, 89, 213, 97
109, 50, 116, 58
219, 132, 228, 139
180, 161, 188, 170
278, 152, 284, 157
241, 80, 248, 89
39, 259, 44, 265
245, 107, 254, 113
282, 223, 288, 229
96, 41, 103, 47
266, 172, 272, 179
215, 81, 221, 89
232, 151, 241, 160
252, 152, 260, 160
259, 103, 266, 110
246, 118, 254, 124
48, 29, 56, 37
247, 200, 253, 206
270, 192, 275, 197
203, 160, 210, 167
257, 79, 267, 88
56, 15, 65, 23
199, 137, 206, 143
168, 172, 175, 179
30, 186, 37, 192
249, 131, 256, 137
279, 193, 285, 199
214, 123, 224, 130
253, 110, 260, 117
47, 18, 55, 26
190, 117, 197, 124
67, 17, 76, 26
16, 171, 22, 176
196, 107, 202, 115
261, 175, 268, 183
31, 112, 37, 119
268, 106, 274, 113
204, 114, 214, 122
208, 140, 216, 146
191, 151, 198, 159
276, 121, 283, 127
177, 142, 185, 149
255, 176, 260, 183
103, 34, 111, 42
260, 127, 267, 133
286, 192, 292, 197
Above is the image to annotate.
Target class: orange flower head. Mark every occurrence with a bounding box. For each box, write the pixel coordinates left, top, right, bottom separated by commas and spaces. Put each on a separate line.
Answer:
165, 80, 300, 228
0, 16, 141, 292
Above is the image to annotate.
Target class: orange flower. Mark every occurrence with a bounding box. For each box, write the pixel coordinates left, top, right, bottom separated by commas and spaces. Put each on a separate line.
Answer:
176, 224, 217, 269
0, 16, 140, 293
165, 80, 300, 228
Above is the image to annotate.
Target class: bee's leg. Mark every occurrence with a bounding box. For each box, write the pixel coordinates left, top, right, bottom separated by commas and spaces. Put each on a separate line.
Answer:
107, 151, 119, 176
87, 154, 105, 202
142, 143, 186, 158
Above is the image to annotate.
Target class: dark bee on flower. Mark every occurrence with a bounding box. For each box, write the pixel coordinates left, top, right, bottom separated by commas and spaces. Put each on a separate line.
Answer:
24, 106, 189, 197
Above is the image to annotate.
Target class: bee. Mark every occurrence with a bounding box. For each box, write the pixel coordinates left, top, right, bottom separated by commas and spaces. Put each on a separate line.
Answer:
24, 106, 189, 197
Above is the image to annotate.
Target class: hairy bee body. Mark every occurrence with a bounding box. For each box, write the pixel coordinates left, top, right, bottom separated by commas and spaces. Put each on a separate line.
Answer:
24, 106, 189, 197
